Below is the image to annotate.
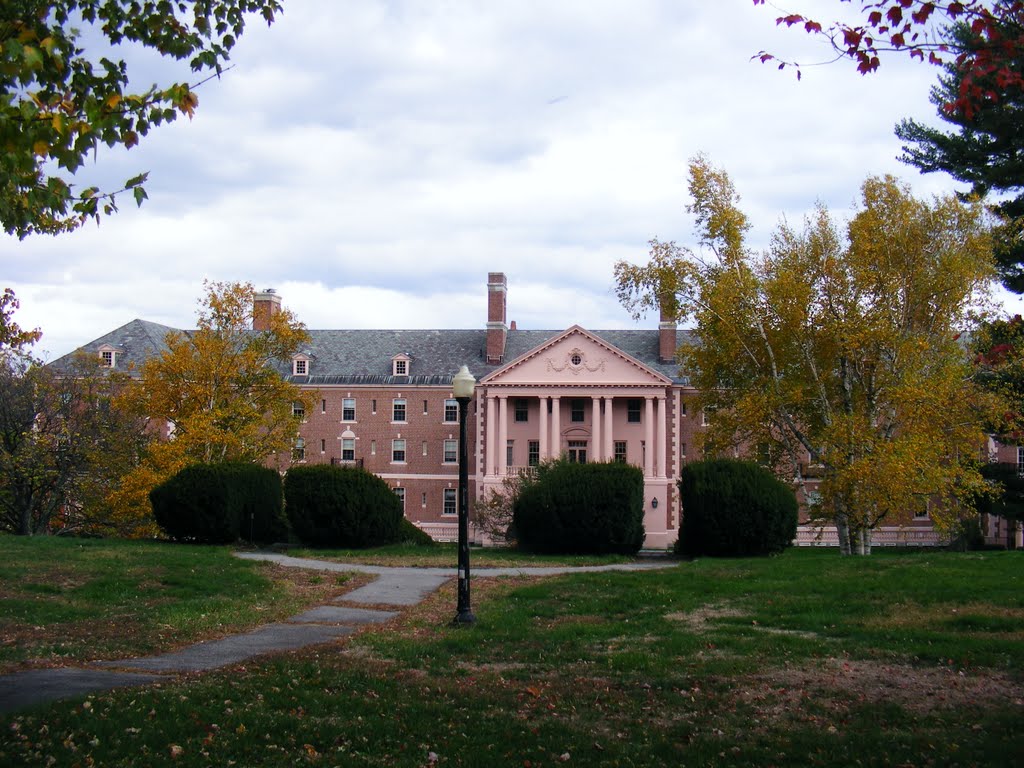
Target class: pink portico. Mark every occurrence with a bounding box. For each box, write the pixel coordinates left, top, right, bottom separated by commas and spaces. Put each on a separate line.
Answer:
476, 326, 678, 548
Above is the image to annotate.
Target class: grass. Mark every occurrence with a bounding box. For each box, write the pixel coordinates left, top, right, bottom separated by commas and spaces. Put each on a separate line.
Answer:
284, 542, 637, 567
1, 544, 1023, 766
0, 536, 360, 671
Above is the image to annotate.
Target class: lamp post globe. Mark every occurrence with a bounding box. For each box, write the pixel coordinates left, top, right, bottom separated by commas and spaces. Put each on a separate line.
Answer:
453, 365, 477, 625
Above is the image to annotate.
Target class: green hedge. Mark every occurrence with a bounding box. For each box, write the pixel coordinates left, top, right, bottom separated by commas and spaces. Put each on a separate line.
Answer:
676, 458, 797, 557
150, 462, 286, 545
513, 460, 645, 554
284, 464, 403, 548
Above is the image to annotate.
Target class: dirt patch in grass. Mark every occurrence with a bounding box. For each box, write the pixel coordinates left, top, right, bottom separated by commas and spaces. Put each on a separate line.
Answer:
868, 602, 1024, 636
665, 603, 747, 631
750, 658, 1024, 718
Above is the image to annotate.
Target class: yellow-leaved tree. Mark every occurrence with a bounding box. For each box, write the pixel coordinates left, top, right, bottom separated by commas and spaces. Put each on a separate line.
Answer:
110, 281, 313, 532
615, 155, 998, 554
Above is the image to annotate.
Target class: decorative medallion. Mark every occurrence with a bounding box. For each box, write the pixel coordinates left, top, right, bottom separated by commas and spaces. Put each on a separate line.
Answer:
547, 347, 605, 375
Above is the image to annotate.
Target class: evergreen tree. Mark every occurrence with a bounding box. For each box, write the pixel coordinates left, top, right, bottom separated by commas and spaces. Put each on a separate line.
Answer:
896, 20, 1024, 291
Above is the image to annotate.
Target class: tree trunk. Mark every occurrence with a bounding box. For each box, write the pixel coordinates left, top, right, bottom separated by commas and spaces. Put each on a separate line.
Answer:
853, 527, 865, 556
835, 510, 852, 556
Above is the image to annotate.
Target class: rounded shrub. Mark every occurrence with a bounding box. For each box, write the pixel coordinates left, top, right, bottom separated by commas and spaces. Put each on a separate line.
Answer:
513, 459, 645, 554
676, 458, 797, 557
284, 464, 403, 548
150, 462, 287, 545
398, 517, 437, 546
219, 462, 287, 545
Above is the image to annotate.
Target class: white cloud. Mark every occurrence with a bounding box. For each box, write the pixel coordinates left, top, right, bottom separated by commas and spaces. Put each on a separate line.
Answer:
4, 0, 1008, 359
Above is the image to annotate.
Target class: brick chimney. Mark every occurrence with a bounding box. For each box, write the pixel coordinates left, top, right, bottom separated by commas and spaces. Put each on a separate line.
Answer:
486, 272, 508, 364
658, 300, 677, 363
253, 288, 281, 331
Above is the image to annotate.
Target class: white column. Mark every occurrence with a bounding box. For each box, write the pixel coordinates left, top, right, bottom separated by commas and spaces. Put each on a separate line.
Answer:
644, 396, 654, 478
539, 396, 549, 460
551, 396, 561, 458
592, 396, 602, 462
498, 396, 509, 476
656, 395, 667, 479
475, 391, 484, 482
604, 395, 614, 459
486, 396, 496, 477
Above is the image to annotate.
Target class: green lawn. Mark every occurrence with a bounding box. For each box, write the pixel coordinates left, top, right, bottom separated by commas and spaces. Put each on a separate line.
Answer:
2, 545, 1023, 767
0, 536, 357, 670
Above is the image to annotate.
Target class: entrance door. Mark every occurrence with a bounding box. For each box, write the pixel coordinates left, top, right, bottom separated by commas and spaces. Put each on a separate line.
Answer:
568, 440, 587, 464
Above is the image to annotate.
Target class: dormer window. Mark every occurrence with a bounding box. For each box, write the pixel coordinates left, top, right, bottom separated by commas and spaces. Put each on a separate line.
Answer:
292, 356, 309, 376
98, 345, 118, 368
392, 354, 411, 377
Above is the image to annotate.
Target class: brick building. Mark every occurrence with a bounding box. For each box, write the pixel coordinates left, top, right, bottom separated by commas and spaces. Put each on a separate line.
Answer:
61, 273, 1018, 548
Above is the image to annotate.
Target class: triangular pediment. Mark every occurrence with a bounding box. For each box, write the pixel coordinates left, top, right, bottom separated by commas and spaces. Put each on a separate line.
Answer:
481, 326, 671, 387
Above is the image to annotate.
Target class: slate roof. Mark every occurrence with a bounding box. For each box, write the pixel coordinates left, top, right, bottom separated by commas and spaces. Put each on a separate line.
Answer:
49, 319, 185, 375
52, 322, 693, 386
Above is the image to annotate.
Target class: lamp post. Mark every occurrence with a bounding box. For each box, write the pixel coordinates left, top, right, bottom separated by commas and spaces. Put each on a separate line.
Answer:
452, 365, 477, 625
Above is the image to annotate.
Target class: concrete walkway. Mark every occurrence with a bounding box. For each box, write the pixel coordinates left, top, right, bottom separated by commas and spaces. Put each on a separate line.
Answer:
0, 554, 673, 714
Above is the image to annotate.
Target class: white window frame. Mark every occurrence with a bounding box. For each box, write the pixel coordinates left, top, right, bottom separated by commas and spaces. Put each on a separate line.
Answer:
444, 439, 458, 464
392, 399, 407, 423
293, 358, 308, 376
444, 399, 459, 423
342, 438, 355, 462
392, 439, 406, 463
342, 398, 356, 422
443, 488, 457, 516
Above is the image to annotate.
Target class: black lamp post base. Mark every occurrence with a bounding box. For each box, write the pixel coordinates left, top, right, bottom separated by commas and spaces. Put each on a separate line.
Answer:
452, 609, 476, 626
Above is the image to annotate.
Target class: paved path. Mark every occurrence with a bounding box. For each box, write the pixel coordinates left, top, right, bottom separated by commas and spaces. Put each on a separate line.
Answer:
0, 554, 673, 714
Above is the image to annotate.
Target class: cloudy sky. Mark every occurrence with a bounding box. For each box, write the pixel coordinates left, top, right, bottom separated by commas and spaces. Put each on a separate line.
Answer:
7, 0, 1018, 360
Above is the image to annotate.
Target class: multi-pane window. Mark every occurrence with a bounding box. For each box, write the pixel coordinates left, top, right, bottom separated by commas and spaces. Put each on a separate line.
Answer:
321, 399, 326, 414
292, 401, 305, 420
100, 350, 115, 368
528, 440, 540, 467
292, 437, 305, 461
443, 488, 457, 515
342, 438, 355, 461
614, 441, 627, 463
395, 359, 408, 376
393, 399, 407, 422
568, 440, 587, 464
294, 359, 307, 375
627, 399, 642, 423
423, 400, 429, 415
514, 398, 529, 422
444, 399, 459, 422
571, 399, 585, 423
392, 439, 406, 462
342, 398, 356, 421
444, 439, 458, 463
394, 487, 405, 511
507, 440, 514, 467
